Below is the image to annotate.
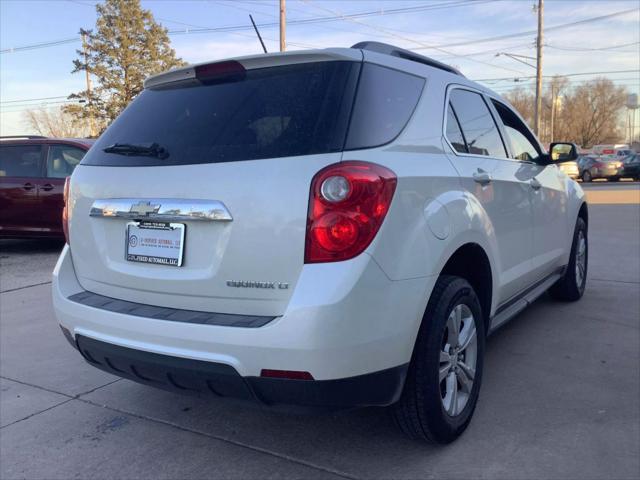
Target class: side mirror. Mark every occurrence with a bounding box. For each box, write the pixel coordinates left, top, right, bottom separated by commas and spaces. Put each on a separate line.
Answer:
549, 142, 578, 163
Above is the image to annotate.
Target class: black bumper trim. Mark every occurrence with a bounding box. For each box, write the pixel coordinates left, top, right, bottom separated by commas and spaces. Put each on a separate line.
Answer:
68, 291, 275, 328
75, 335, 408, 408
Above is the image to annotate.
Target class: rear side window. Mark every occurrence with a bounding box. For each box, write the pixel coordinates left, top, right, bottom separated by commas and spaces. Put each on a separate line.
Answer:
345, 63, 425, 150
448, 89, 507, 158
47, 145, 86, 178
85, 61, 360, 167
446, 104, 467, 153
0, 145, 43, 177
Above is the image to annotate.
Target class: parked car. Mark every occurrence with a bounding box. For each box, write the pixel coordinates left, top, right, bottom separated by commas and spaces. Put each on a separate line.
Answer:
577, 155, 622, 182
620, 153, 640, 180
615, 149, 634, 159
0, 136, 93, 238
53, 42, 587, 444
558, 161, 579, 179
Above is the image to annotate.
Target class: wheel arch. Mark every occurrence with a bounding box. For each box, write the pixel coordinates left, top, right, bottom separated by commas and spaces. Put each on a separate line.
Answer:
438, 243, 493, 333
578, 201, 588, 228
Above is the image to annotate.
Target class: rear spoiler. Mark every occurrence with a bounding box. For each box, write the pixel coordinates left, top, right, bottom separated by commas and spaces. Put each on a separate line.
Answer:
144, 48, 363, 89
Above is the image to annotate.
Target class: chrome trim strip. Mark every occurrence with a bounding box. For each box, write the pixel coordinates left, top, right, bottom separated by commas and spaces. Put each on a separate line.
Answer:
90, 199, 233, 222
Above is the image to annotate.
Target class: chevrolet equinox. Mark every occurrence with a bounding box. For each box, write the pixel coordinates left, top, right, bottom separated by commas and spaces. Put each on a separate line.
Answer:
53, 42, 588, 443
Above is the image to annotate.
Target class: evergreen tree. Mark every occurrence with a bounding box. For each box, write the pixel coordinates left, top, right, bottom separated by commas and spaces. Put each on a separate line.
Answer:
67, 0, 185, 134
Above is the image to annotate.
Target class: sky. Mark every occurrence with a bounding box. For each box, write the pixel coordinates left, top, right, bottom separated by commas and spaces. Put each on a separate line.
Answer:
1, 0, 639, 136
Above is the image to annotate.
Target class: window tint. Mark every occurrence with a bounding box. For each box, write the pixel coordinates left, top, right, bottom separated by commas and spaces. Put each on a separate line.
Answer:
446, 104, 467, 153
85, 61, 360, 167
0, 145, 43, 177
47, 145, 86, 178
345, 63, 425, 150
491, 100, 540, 162
449, 89, 506, 158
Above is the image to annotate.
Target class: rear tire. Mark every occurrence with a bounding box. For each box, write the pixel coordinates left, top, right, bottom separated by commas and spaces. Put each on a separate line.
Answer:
549, 217, 588, 301
582, 171, 592, 182
393, 275, 485, 444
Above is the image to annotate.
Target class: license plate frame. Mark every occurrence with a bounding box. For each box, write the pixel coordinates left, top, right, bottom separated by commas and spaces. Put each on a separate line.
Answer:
125, 221, 185, 267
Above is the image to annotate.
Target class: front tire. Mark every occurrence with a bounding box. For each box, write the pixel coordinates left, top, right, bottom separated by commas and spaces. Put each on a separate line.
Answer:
581, 171, 592, 182
393, 276, 485, 444
549, 217, 588, 301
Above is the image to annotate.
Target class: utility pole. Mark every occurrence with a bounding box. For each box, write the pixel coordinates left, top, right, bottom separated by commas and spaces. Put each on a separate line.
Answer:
534, 0, 544, 137
81, 29, 96, 138
279, 0, 286, 52
550, 83, 556, 143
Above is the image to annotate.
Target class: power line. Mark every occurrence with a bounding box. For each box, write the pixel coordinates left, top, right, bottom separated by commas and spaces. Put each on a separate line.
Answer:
545, 41, 640, 52
0, 95, 68, 105
0, 1, 490, 54
301, 0, 528, 75
413, 7, 639, 51
473, 69, 640, 82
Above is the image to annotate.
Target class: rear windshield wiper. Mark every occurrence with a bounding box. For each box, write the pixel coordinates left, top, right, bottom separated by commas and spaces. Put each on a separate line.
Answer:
103, 142, 169, 159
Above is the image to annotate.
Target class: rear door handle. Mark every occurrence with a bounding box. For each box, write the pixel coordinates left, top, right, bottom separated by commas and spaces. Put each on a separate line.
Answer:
40, 183, 54, 191
530, 178, 542, 190
22, 182, 35, 191
473, 170, 492, 185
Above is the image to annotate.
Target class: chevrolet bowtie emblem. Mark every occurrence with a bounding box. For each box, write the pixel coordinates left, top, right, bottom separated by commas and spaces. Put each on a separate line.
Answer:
129, 201, 160, 216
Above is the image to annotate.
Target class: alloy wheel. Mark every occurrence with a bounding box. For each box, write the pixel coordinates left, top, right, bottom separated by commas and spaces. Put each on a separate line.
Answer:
575, 230, 587, 287
439, 304, 478, 417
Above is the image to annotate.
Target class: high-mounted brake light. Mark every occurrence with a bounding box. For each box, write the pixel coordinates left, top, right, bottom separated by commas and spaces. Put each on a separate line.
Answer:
62, 176, 70, 245
195, 60, 246, 83
305, 161, 397, 263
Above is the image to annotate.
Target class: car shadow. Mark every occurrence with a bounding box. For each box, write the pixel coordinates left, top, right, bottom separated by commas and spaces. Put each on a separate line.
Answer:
0, 238, 65, 256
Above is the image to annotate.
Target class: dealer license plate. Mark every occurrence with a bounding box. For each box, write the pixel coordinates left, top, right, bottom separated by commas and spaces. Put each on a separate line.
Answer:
126, 221, 185, 267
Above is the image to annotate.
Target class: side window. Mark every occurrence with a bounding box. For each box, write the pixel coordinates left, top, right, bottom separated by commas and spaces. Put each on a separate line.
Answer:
46, 145, 86, 178
491, 100, 541, 162
345, 63, 425, 150
0, 145, 43, 178
449, 89, 507, 158
446, 104, 467, 153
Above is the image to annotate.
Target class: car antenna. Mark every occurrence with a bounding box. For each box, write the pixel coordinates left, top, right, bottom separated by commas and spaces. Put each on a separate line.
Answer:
249, 15, 267, 54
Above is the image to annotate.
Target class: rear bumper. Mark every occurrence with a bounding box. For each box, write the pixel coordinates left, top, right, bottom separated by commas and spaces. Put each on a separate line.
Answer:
53, 245, 431, 406
74, 334, 407, 408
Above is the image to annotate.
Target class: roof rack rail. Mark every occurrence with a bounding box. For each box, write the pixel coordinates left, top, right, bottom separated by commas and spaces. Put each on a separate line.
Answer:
351, 41, 464, 77
0, 135, 47, 140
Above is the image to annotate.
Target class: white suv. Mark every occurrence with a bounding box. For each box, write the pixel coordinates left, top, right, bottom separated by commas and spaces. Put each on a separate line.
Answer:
53, 42, 588, 443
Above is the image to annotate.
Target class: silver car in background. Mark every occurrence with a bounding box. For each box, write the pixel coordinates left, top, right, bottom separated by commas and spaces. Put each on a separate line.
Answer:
558, 161, 579, 179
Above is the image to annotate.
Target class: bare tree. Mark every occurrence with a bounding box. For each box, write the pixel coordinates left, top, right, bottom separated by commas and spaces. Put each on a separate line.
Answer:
504, 87, 535, 127
23, 107, 90, 138
560, 78, 627, 147
503, 77, 628, 148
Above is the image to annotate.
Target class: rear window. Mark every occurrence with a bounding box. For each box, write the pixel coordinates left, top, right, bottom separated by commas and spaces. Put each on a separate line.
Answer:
83, 61, 424, 167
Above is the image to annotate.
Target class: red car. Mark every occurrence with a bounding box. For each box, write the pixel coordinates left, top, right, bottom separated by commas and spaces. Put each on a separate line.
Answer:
0, 136, 94, 239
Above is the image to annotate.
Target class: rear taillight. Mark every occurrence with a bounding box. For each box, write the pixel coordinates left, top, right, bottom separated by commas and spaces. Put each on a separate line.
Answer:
305, 161, 397, 263
62, 176, 70, 244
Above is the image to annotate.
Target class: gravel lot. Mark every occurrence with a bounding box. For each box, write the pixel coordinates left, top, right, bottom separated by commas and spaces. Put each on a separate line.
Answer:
1, 183, 639, 480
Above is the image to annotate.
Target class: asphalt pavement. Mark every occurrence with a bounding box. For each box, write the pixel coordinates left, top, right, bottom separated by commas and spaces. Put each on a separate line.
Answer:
1, 183, 639, 480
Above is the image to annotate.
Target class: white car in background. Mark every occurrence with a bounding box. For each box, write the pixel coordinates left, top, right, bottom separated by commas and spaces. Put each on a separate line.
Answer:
53, 42, 588, 443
